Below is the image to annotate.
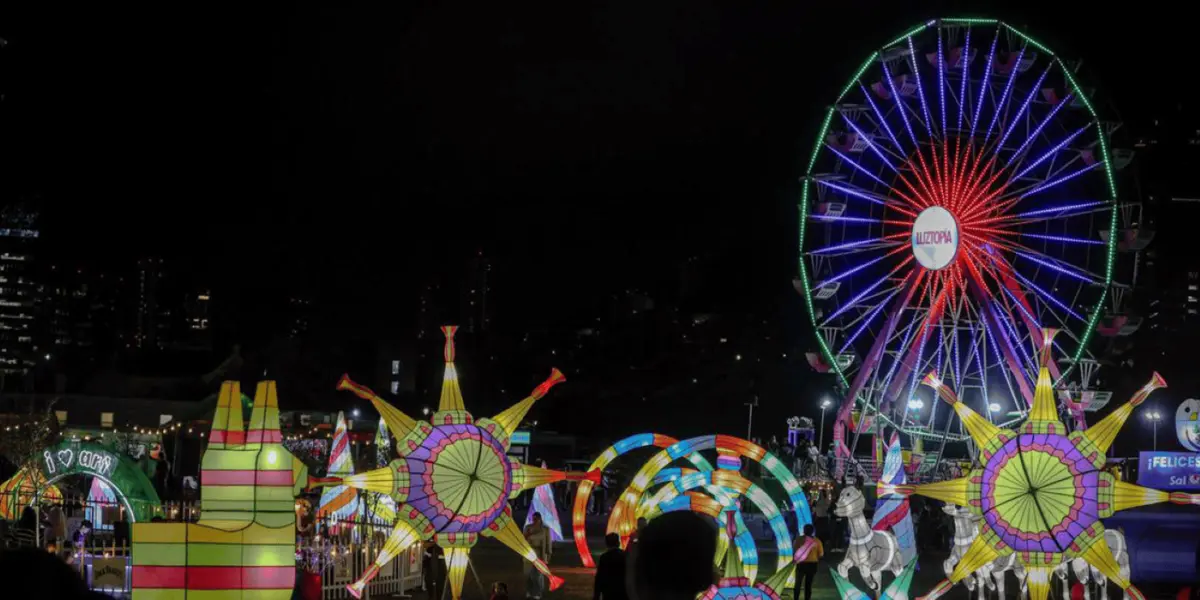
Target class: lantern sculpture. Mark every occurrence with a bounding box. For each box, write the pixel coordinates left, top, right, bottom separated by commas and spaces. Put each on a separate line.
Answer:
131, 381, 309, 599
886, 329, 1200, 600
327, 326, 598, 599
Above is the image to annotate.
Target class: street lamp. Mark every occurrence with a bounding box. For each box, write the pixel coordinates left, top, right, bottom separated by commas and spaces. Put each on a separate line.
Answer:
819, 398, 832, 451
988, 403, 1001, 413
744, 396, 759, 441
907, 398, 924, 411
352, 408, 360, 418
1145, 409, 1163, 450
421, 406, 430, 416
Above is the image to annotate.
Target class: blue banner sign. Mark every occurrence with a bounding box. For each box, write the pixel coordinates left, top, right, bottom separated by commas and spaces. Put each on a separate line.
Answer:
1138, 451, 1200, 489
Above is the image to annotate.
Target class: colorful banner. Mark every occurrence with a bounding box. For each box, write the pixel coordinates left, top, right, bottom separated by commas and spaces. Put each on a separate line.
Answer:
1138, 452, 1200, 490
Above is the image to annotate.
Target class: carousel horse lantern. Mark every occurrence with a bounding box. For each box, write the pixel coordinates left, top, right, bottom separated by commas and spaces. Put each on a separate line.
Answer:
1053, 529, 1130, 600
787, 417, 801, 446
942, 504, 991, 600
832, 485, 902, 593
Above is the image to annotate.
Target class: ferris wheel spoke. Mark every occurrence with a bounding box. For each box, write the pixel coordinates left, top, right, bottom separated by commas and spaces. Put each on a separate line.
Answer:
820, 257, 913, 326
957, 27, 971, 131
936, 27, 949, 138
811, 214, 910, 226
993, 63, 1054, 160
826, 145, 892, 188
839, 112, 902, 172
1009, 123, 1092, 183
1017, 161, 1102, 200
811, 244, 910, 290
907, 36, 937, 142
974, 245, 1086, 324
981, 46, 1026, 148
838, 287, 903, 354
1013, 248, 1102, 285
808, 233, 906, 257
971, 27, 1002, 139
1004, 93, 1074, 171
860, 84, 906, 156
817, 178, 918, 217
881, 60, 921, 149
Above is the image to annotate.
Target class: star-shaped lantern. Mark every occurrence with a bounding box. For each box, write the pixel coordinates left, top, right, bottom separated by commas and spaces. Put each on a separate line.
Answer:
327, 326, 597, 599
884, 328, 1199, 600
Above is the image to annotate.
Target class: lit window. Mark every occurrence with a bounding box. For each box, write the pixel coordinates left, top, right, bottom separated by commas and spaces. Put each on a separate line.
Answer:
1190, 296, 1198, 304
1191, 285, 1199, 291
101, 412, 113, 428
391, 360, 400, 375
55, 410, 67, 425
160, 414, 173, 425
390, 381, 399, 394
1190, 309, 1198, 315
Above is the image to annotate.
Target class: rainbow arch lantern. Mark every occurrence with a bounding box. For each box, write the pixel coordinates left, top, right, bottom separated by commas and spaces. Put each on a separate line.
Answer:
609, 435, 812, 583
131, 380, 309, 600
571, 433, 718, 567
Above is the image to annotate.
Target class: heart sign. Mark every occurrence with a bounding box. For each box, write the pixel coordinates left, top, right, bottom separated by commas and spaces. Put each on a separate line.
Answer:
57, 449, 74, 469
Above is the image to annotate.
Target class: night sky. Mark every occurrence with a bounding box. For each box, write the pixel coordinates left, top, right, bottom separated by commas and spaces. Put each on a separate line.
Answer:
0, 3, 1190, 448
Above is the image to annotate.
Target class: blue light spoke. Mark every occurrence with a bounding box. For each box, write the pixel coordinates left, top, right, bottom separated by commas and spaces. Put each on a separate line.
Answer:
880, 315, 921, 406
908, 36, 936, 141
838, 290, 898, 354
937, 27, 947, 137
972, 328, 987, 411
958, 27, 971, 130
952, 322, 962, 388
1007, 267, 1084, 321
811, 215, 886, 225
1013, 250, 1099, 285
1022, 162, 1102, 199
1011, 124, 1091, 181
994, 64, 1053, 155
817, 179, 895, 207
1005, 93, 1073, 169
983, 46, 1025, 147
826, 145, 892, 188
993, 300, 1036, 371
882, 60, 919, 148
813, 252, 897, 289
860, 84, 905, 155
840, 112, 900, 172
1014, 201, 1107, 220
810, 236, 900, 255
971, 28, 1001, 139
1018, 232, 1104, 246
821, 272, 900, 326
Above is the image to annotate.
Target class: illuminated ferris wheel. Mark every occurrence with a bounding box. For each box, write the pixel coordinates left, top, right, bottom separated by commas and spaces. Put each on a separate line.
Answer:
796, 19, 1143, 466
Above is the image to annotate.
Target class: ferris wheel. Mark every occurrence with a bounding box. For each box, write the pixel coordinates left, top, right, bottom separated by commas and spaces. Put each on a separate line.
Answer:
796, 18, 1140, 468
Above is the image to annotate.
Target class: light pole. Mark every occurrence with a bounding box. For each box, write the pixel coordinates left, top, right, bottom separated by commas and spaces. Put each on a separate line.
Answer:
819, 398, 832, 451
744, 396, 758, 441
1145, 409, 1162, 450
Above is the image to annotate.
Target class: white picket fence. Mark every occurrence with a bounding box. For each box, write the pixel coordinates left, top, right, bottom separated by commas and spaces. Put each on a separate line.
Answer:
312, 539, 423, 600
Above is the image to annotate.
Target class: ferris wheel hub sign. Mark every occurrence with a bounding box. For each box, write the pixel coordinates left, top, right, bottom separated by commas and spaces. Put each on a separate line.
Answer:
911, 206, 959, 270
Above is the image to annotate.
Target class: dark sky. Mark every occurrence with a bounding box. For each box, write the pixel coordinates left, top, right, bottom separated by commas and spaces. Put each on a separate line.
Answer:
0, 3, 1192, 449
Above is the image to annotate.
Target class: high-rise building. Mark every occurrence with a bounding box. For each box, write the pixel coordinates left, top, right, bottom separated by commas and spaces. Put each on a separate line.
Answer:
0, 205, 40, 374
463, 251, 492, 335
134, 257, 163, 349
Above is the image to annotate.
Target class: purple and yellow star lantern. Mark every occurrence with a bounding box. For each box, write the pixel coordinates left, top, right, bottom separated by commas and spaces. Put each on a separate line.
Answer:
881, 328, 1200, 600
325, 326, 599, 599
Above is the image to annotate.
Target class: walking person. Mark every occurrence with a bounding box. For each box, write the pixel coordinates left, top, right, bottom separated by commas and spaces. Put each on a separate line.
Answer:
523, 513, 552, 599
593, 533, 628, 600
795, 524, 824, 600
423, 540, 444, 600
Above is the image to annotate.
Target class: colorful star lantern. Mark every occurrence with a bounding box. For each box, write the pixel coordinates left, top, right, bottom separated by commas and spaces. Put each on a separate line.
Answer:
327, 326, 599, 599
882, 329, 1200, 600
831, 558, 917, 600
131, 381, 309, 599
